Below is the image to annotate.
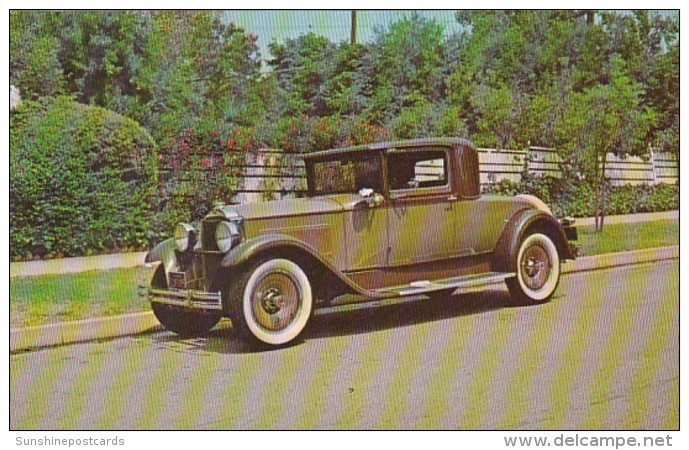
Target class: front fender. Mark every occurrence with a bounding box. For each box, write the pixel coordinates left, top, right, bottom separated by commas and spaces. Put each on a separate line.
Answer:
221, 233, 316, 268
144, 238, 178, 272
492, 208, 574, 273
221, 234, 377, 298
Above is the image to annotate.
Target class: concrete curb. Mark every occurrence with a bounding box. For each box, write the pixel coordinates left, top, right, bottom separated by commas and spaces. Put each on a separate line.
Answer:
10, 312, 160, 353
574, 210, 678, 227
10, 245, 679, 352
562, 245, 679, 274
11, 252, 147, 278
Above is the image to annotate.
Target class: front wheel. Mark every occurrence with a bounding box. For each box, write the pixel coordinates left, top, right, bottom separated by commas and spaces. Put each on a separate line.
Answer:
152, 303, 222, 337
226, 258, 313, 348
150, 267, 221, 337
506, 233, 561, 304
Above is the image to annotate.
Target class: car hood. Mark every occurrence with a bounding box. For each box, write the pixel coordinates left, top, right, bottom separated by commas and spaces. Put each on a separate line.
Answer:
211, 194, 364, 221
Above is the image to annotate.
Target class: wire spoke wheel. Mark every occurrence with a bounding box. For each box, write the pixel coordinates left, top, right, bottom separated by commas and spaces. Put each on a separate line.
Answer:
250, 271, 302, 332
520, 244, 552, 291
507, 233, 561, 304
227, 258, 313, 348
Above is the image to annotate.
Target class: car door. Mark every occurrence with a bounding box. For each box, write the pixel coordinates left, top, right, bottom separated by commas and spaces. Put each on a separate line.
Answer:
307, 153, 389, 272
385, 146, 462, 267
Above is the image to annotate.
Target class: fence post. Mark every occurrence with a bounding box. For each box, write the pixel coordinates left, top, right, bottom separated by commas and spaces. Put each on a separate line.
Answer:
649, 146, 658, 185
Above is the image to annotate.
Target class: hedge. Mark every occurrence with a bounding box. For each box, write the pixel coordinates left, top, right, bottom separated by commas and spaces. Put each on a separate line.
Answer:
483, 176, 679, 218
10, 96, 158, 260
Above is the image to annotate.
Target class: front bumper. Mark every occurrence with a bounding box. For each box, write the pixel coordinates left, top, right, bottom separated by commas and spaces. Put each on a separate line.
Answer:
138, 285, 223, 310
137, 261, 222, 312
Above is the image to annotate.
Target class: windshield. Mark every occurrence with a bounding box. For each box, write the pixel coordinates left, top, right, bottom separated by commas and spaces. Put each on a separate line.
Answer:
307, 155, 383, 196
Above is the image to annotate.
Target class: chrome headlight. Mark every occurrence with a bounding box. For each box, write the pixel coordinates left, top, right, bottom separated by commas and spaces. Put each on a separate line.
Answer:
215, 221, 240, 253
174, 223, 195, 252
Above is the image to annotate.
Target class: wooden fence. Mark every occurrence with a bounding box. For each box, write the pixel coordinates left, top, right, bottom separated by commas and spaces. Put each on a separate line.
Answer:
174, 146, 678, 202
478, 146, 679, 187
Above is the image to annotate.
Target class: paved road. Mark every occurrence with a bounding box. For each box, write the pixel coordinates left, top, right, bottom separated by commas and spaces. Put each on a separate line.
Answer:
10, 260, 678, 430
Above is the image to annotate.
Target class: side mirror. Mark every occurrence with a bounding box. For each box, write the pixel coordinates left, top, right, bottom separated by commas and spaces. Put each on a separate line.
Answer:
358, 188, 384, 207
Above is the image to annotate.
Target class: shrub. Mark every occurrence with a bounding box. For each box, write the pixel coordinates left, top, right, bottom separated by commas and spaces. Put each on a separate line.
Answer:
605, 183, 679, 215
483, 176, 678, 218
10, 96, 157, 260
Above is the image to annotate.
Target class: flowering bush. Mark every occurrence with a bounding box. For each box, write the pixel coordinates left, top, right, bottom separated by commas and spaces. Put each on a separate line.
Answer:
157, 126, 249, 232
260, 115, 392, 153
338, 119, 392, 147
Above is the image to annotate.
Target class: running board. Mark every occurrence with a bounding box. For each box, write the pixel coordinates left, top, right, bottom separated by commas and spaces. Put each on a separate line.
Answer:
315, 271, 515, 315
375, 271, 515, 297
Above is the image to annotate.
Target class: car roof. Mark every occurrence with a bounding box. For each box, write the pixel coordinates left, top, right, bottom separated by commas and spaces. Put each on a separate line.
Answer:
301, 137, 475, 161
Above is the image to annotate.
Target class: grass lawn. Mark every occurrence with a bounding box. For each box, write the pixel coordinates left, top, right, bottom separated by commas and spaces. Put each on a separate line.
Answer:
11, 266, 154, 327
578, 219, 678, 257
11, 219, 678, 327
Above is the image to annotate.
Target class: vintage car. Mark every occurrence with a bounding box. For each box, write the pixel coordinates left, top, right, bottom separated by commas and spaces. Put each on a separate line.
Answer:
139, 138, 578, 348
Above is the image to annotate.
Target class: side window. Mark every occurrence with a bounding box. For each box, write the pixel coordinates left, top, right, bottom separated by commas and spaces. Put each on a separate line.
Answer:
388, 149, 448, 191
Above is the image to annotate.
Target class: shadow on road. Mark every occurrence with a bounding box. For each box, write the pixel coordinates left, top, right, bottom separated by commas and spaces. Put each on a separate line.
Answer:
140, 288, 520, 355
306, 288, 513, 339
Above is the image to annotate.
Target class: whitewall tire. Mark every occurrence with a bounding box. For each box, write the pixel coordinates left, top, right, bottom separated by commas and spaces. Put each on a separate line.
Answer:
227, 258, 313, 347
507, 233, 561, 304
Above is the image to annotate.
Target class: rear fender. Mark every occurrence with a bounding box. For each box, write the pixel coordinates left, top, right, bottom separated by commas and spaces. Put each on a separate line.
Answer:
492, 208, 574, 273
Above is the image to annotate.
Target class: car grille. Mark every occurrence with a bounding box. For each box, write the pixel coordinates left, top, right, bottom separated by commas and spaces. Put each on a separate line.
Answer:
196, 219, 229, 291
202, 219, 220, 251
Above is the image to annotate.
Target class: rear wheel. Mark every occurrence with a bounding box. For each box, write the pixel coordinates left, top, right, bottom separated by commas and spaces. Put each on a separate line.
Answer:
150, 266, 221, 337
506, 233, 560, 304
226, 258, 313, 348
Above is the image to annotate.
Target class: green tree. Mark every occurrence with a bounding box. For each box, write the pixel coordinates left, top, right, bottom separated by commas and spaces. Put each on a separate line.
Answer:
647, 42, 679, 156
135, 12, 262, 226
268, 33, 339, 117
469, 83, 524, 148
363, 14, 449, 122
323, 43, 368, 116
450, 10, 607, 147
136, 11, 261, 145
10, 11, 66, 99
555, 59, 656, 230
57, 11, 150, 113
